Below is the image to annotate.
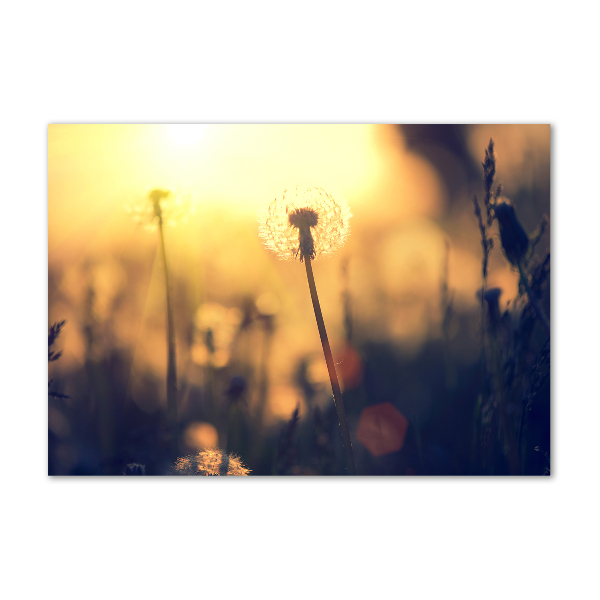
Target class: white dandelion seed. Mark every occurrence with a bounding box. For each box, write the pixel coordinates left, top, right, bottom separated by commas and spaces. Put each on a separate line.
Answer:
257, 185, 352, 262
167, 448, 250, 476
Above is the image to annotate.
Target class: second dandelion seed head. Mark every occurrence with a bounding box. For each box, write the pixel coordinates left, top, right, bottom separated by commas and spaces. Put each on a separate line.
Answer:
127, 188, 192, 232
148, 188, 171, 219
258, 185, 351, 262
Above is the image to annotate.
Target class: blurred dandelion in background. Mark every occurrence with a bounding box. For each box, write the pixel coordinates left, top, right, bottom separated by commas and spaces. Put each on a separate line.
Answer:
126, 187, 192, 454
126, 188, 192, 232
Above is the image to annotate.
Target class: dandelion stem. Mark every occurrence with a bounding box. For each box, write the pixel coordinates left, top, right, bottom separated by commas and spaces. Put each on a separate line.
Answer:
158, 217, 178, 451
304, 258, 356, 475
517, 261, 550, 338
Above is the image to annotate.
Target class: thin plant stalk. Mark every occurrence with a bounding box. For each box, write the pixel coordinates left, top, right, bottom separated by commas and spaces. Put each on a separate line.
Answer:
304, 257, 356, 475
251, 315, 274, 465
219, 402, 230, 454
517, 261, 550, 338
487, 333, 521, 474
205, 333, 218, 425
158, 214, 178, 450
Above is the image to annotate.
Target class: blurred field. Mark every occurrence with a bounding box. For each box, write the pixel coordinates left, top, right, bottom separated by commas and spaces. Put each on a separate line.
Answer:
48, 124, 550, 475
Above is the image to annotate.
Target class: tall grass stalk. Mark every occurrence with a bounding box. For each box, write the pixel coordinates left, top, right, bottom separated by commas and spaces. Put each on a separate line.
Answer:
486, 328, 521, 474
471, 141, 550, 473
251, 314, 274, 466
517, 261, 550, 337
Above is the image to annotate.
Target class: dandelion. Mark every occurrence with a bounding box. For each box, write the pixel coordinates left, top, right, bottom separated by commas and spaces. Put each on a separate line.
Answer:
126, 188, 191, 232
128, 188, 186, 455
167, 448, 250, 476
258, 185, 351, 262
258, 185, 356, 475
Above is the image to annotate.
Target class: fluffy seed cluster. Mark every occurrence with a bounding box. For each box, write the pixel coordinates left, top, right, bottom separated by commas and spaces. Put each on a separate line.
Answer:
257, 185, 352, 261
167, 448, 250, 476
126, 188, 191, 232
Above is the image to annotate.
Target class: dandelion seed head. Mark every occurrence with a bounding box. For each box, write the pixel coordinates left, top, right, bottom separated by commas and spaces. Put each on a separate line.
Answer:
167, 448, 250, 476
126, 188, 192, 232
288, 207, 319, 229
257, 185, 352, 262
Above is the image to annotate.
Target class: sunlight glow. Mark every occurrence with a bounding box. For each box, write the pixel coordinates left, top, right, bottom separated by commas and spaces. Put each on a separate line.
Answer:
167, 124, 207, 145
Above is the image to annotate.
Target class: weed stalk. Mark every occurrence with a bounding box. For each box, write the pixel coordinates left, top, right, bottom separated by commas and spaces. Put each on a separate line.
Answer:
517, 261, 550, 337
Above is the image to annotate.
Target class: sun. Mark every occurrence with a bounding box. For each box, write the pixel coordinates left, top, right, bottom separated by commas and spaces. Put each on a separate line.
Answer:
166, 124, 207, 145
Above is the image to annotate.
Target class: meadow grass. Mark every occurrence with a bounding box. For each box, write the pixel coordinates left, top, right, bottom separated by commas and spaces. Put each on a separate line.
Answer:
48, 134, 550, 477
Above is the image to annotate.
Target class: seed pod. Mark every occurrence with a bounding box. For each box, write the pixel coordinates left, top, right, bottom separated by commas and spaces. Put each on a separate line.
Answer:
482, 287, 503, 329
288, 207, 319, 261
494, 201, 529, 266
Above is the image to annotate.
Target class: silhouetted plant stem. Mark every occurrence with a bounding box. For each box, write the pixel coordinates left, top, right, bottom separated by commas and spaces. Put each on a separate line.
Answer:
204, 332, 220, 429
304, 258, 356, 475
158, 215, 178, 451
252, 315, 274, 465
487, 335, 521, 474
517, 261, 550, 338
219, 401, 230, 453
517, 396, 527, 470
